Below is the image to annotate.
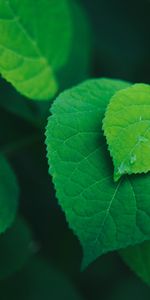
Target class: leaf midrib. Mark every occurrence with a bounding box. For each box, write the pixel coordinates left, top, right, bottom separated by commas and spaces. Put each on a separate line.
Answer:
93, 179, 122, 246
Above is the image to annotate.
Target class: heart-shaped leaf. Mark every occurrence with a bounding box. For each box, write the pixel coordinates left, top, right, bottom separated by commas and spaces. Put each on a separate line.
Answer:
0, 0, 72, 100
103, 84, 150, 181
46, 78, 150, 268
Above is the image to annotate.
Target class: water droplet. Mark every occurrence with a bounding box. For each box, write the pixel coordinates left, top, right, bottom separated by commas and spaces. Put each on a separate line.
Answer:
138, 135, 148, 143
130, 154, 136, 164
139, 116, 142, 121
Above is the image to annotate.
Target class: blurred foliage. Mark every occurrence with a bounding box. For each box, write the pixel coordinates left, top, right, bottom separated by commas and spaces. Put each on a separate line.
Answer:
0, 0, 150, 299
0, 257, 83, 300
0, 217, 33, 280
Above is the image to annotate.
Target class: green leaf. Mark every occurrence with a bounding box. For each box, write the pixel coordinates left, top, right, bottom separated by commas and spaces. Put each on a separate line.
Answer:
0, 0, 72, 100
0, 257, 83, 300
120, 241, 150, 286
0, 216, 33, 280
46, 78, 150, 269
103, 84, 150, 181
0, 154, 19, 233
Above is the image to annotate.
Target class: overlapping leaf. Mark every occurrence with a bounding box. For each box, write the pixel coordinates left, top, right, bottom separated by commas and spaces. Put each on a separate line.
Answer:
103, 84, 150, 181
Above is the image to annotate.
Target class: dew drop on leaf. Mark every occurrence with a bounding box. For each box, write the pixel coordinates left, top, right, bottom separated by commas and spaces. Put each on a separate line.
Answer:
138, 136, 148, 143
130, 154, 136, 164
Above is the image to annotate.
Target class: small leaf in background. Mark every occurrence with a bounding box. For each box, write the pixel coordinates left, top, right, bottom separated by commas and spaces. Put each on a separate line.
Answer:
0, 257, 83, 300
0, 0, 72, 100
0, 216, 34, 280
120, 241, 150, 287
0, 154, 19, 233
103, 84, 150, 181
0, 1, 92, 128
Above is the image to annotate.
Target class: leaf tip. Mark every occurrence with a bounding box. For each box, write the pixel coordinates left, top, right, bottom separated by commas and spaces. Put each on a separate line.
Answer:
114, 161, 129, 182
114, 173, 121, 182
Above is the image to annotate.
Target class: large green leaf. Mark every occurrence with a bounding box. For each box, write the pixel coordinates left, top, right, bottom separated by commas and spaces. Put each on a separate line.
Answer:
103, 84, 150, 181
0, 154, 19, 233
120, 241, 150, 286
0, 0, 72, 100
46, 78, 150, 268
0, 216, 33, 279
